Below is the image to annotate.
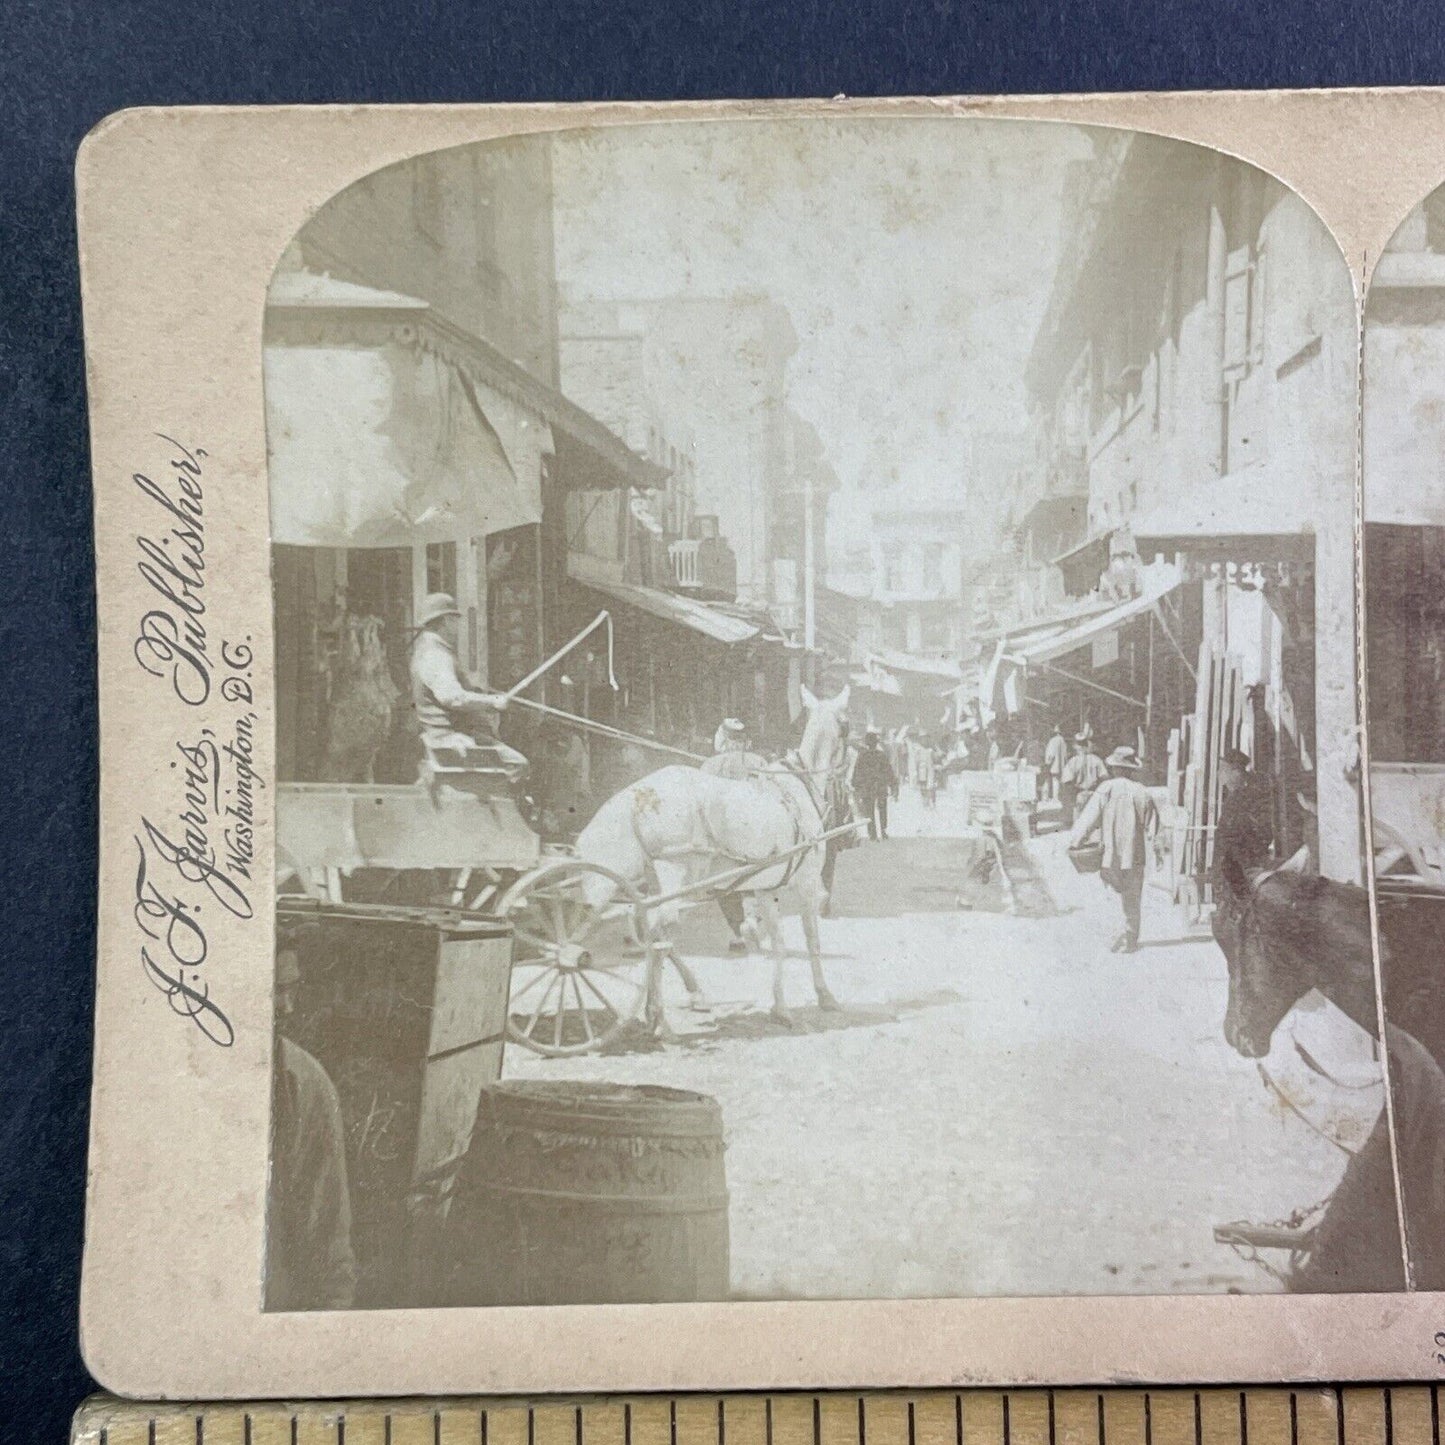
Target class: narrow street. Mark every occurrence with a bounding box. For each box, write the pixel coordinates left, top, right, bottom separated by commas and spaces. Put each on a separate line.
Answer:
506, 779, 1350, 1300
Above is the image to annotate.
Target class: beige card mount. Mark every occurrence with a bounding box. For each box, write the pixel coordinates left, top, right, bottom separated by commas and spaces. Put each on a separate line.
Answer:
76, 90, 1445, 1398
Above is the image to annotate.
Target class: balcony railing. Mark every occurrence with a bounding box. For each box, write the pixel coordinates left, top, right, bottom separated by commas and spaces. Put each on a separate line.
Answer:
669, 539, 700, 588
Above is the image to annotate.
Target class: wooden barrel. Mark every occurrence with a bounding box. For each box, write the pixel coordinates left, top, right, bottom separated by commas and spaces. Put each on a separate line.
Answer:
442, 1082, 729, 1306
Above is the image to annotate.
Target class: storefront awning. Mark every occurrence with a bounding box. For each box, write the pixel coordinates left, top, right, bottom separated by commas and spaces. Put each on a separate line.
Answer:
866, 647, 963, 683
851, 668, 903, 697
579, 577, 762, 645
1011, 577, 1180, 666
265, 337, 538, 547
266, 272, 667, 511
1133, 461, 1314, 555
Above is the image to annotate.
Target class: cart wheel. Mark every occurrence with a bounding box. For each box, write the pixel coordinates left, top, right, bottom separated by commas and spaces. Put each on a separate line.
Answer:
496, 858, 654, 1056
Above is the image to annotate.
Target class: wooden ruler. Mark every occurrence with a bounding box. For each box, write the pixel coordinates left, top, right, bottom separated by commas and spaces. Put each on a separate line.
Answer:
69, 1389, 1438, 1445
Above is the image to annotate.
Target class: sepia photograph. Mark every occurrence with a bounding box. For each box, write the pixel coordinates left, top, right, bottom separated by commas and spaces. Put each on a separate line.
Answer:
1359, 184, 1445, 1293
256, 114, 1415, 1313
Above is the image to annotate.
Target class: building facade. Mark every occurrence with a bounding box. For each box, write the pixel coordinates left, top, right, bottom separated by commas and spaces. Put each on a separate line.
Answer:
266, 146, 662, 788
1363, 195, 1445, 883
1011, 133, 1360, 884
558, 294, 804, 617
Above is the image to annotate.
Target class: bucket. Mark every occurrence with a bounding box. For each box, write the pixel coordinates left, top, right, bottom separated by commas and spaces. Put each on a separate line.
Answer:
442, 1081, 730, 1306
1067, 841, 1104, 874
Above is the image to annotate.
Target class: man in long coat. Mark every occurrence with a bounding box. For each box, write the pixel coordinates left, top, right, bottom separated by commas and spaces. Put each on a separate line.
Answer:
851, 728, 896, 840
408, 591, 528, 784
1070, 744, 1159, 953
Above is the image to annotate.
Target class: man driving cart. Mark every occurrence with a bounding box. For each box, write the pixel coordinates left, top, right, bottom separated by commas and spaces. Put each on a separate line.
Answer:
409, 591, 529, 787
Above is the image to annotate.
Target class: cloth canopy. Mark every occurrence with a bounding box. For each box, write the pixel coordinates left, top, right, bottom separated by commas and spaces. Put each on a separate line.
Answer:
265, 338, 539, 548
577, 575, 762, 645
1011, 578, 1180, 666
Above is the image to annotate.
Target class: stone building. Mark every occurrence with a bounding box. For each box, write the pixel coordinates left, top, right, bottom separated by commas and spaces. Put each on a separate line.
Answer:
1006, 133, 1360, 884
264, 142, 661, 784
558, 294, 802, 615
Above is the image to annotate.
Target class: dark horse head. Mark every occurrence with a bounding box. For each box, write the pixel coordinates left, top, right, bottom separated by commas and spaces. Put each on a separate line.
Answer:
1219, 848, 1380, 1058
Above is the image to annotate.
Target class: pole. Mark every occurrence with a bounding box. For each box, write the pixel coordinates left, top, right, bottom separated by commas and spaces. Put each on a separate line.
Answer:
505, 693, 706, 763
803, 462, 817, 650
503, 611, 615, 701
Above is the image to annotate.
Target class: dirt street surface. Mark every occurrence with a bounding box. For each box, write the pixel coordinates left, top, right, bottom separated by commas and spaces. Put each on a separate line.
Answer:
505, 780, 1349, 1300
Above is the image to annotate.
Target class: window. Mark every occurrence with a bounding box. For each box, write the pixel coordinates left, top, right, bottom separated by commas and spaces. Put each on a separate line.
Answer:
922, 544, 945, 594
1223, 172, 1269, 381
426, 540, 458, 597
882, 543, 908, 593
920, 612, 952, 651
882, 609, 909, 651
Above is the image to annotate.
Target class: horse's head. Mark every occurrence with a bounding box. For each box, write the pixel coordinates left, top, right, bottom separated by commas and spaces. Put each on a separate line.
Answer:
798, 683, 851, 776
1220, 848, 1376, 1058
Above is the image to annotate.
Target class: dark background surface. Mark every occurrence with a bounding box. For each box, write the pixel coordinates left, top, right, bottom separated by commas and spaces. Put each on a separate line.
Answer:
4, 1, 1444, 1440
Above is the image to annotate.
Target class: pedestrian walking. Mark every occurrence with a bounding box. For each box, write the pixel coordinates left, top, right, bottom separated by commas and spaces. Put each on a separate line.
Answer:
1060, 733, 1107, 823
1069, 745, 1159, 953
1043, 722, 1067, 804
916, 730, 939, 809
851, 727, 896, 840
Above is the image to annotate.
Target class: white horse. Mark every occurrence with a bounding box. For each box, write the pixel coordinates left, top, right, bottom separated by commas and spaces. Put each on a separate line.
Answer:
574, 685, 853, 1031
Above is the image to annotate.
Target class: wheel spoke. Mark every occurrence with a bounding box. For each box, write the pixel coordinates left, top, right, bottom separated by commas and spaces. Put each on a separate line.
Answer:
577, 969, 623, 1022
571, 975, 596, 1041
546, 896, 576, 945
520, 973, 561, 1038
508, 966, 554, 1005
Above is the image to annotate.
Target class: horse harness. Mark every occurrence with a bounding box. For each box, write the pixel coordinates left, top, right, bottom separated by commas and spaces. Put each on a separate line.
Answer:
629, 749, 834, 895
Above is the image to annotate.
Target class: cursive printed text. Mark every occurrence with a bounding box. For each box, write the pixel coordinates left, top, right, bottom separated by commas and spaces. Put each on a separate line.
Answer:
132, 435, 210, 705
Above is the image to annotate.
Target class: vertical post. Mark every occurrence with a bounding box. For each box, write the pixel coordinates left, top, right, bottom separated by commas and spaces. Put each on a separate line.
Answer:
803, 460, 817, 651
